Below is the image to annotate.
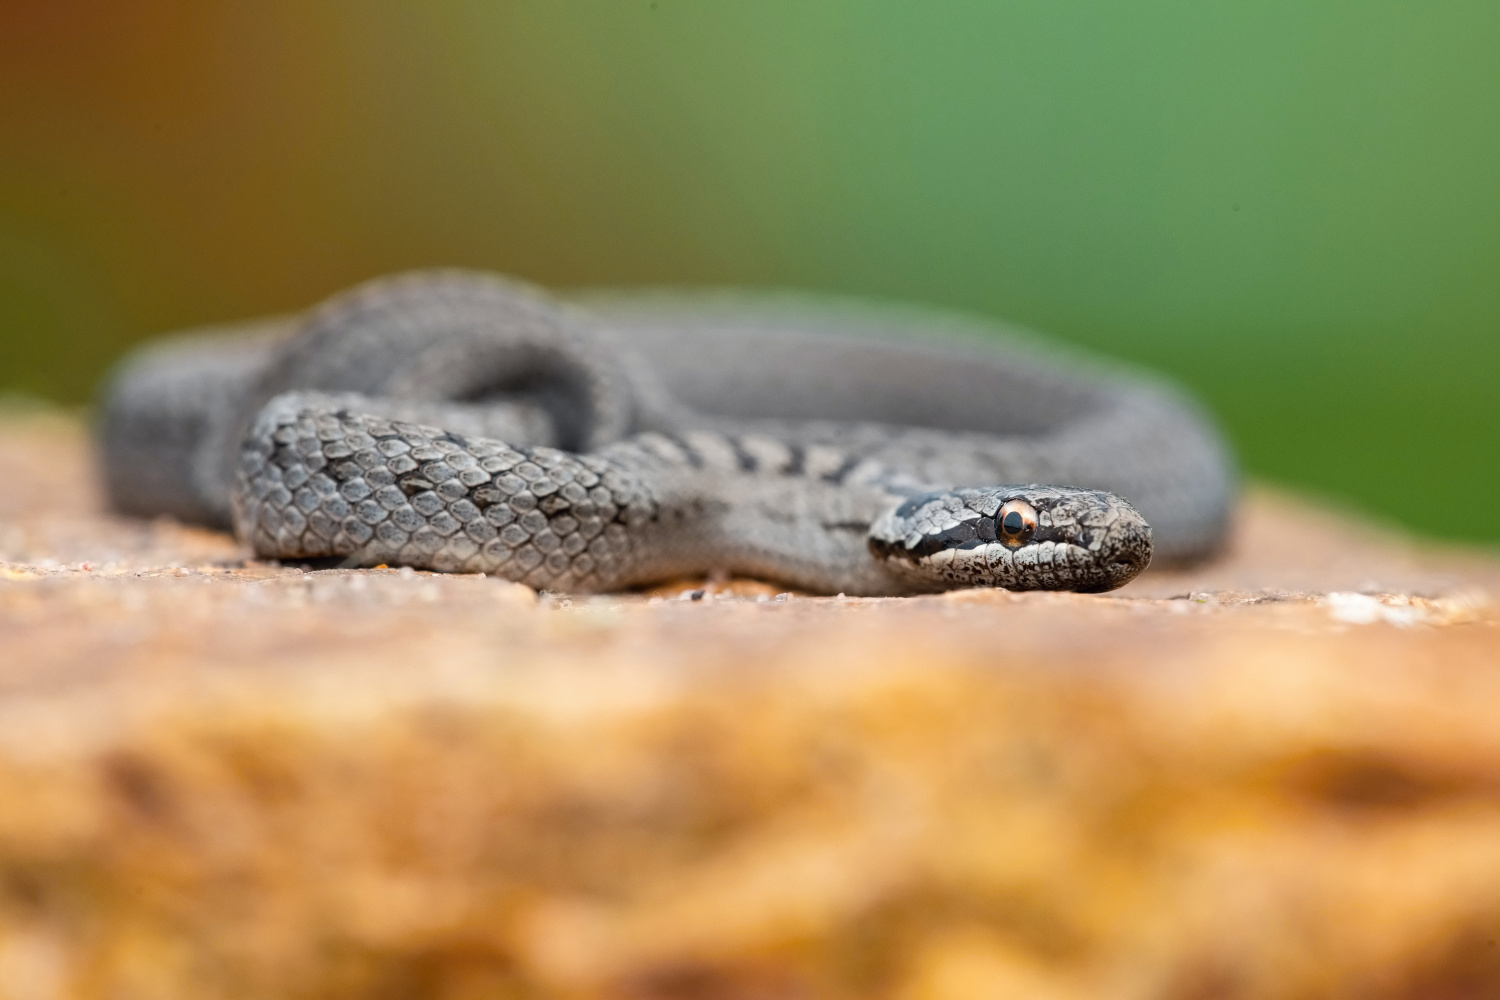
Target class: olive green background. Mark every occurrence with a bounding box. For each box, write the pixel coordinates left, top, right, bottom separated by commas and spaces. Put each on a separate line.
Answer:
2, 3, 1496, 541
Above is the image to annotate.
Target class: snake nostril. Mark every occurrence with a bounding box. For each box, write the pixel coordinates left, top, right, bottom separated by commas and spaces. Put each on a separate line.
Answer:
1108, 546, 1151, 578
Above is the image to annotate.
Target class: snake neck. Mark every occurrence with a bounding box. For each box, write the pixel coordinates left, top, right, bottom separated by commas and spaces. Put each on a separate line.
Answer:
234, 396, 924, 594
596, 432, 926, 595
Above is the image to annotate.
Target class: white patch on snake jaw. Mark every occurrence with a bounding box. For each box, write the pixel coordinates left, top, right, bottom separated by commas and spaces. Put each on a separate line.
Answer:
983, 544, 1013, 568
924, 548, 956, 568
912, 539, 1096, 586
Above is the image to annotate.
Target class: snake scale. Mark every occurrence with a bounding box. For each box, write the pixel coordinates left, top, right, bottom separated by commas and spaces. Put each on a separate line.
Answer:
98, 271, 1234, 595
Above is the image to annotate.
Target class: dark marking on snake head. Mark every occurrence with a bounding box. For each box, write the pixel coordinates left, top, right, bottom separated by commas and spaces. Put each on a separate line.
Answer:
936, 520, 978, 548
892, 492, 947, 521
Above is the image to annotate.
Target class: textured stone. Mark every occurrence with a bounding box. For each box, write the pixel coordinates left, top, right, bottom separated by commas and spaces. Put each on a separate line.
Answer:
5, 417, 1500, 999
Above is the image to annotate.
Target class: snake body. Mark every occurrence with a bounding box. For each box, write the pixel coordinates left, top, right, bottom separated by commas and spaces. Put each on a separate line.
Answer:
99, 271, 1235, 594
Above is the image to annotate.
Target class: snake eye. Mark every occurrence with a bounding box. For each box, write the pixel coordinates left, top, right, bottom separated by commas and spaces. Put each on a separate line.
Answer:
996, 499, 1037, 547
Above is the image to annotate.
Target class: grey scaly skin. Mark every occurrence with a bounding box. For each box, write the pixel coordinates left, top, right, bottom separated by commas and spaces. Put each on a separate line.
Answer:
100, 270, 1232, 594
234, 395, 1152, 595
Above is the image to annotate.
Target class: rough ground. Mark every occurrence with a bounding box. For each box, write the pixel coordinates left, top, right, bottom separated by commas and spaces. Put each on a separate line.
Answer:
1, 411, 1499, 1000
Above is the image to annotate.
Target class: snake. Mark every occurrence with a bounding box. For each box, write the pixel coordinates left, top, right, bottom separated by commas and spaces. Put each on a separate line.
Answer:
97, 271, 1235, 595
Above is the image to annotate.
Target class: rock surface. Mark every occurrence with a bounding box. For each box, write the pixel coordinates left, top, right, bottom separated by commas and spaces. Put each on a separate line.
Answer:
1, 412, 1498, 999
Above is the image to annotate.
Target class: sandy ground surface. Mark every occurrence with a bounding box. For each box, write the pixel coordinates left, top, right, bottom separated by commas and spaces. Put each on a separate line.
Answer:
1, 411, 1499, 999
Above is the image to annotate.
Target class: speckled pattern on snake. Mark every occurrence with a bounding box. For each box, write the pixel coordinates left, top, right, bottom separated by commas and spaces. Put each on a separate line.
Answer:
98, 271, 1235, 595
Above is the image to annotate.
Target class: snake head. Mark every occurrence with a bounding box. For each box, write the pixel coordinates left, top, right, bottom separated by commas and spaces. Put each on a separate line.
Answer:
867, 485, 1152, 593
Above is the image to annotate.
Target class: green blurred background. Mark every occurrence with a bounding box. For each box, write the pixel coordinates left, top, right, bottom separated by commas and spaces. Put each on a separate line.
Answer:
1, 2, 1496, 542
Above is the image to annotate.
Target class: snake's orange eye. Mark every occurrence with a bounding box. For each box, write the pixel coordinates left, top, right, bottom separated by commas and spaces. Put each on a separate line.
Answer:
996, 499, 1037, 547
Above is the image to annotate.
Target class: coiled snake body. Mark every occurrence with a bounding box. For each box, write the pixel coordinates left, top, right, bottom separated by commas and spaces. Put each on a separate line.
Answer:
99, 272, 1234, 594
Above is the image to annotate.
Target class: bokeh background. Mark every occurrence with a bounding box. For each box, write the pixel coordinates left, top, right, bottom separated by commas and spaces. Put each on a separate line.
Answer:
1, 1, 1496, 542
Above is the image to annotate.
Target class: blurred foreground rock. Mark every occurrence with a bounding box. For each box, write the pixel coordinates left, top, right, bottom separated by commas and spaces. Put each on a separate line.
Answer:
1, 412, 1499, 1000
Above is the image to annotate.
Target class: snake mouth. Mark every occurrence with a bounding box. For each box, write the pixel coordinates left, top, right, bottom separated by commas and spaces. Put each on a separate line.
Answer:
1068, 554, 1150, 594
